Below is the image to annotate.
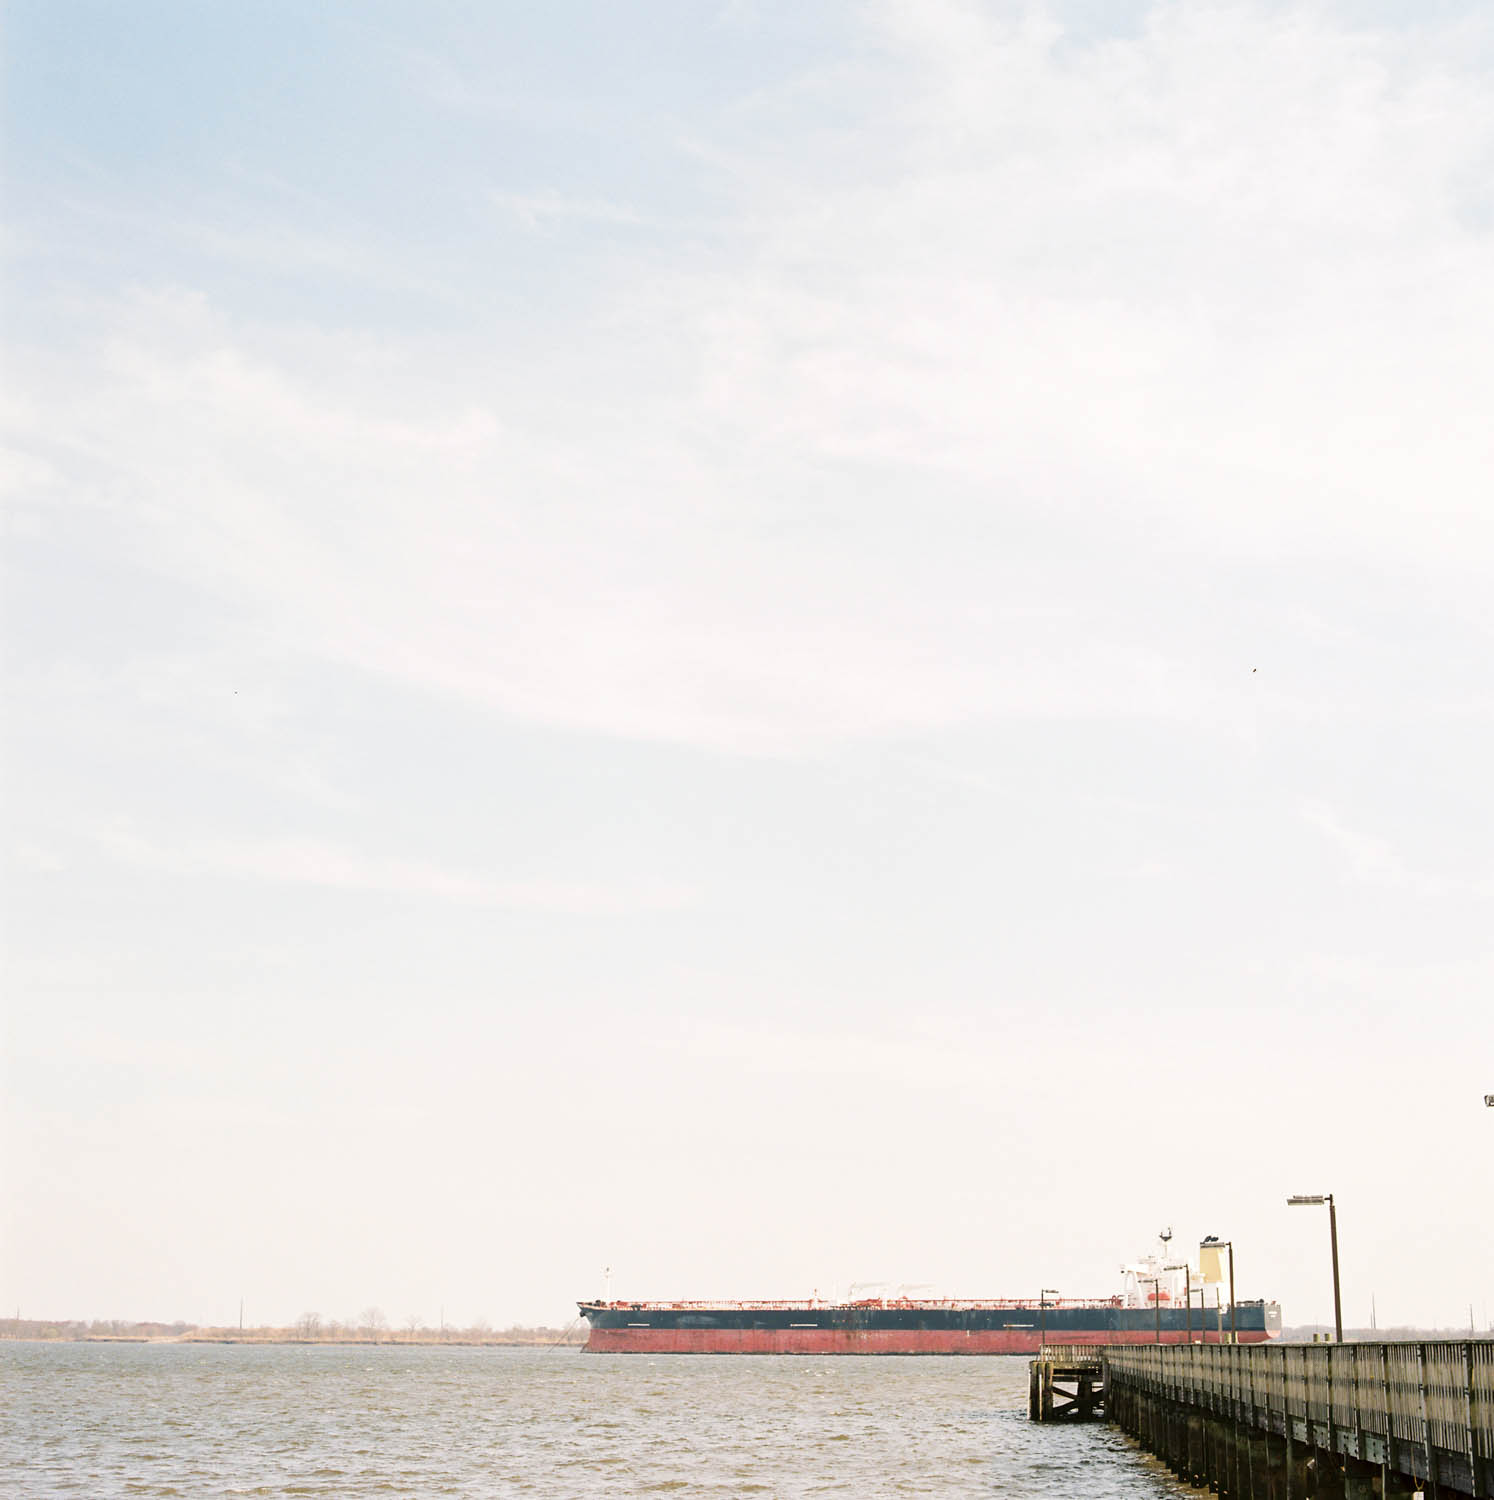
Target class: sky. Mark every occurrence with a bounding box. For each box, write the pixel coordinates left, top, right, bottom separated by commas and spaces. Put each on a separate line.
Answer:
3, 0, 1493, 1334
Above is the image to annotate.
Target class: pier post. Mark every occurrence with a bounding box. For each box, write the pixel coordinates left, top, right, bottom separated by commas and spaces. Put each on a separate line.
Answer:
1261, 1434, 1288, 1500
1188, 1413, 1205, 1486
1314, 1453, 1347, 1500
1284, 1430, 1311, 1500
1341, 1463, 1377, 1500
1247, 1433, 1271, 1500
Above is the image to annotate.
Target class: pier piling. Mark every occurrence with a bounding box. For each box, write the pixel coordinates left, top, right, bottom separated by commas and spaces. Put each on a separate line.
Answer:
1028, 1347, 1106, 1423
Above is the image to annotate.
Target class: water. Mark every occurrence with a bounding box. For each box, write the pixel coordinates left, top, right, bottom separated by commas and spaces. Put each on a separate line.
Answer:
2, 1344, 1194, 1497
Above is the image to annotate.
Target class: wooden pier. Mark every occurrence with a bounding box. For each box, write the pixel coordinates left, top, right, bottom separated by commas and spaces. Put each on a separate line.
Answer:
1031, 1341, 1494, 1498
1028, 1346, 1106, 1422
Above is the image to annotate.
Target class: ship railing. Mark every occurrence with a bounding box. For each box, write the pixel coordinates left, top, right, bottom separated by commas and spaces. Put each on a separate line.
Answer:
583, 1297, 1131, 1312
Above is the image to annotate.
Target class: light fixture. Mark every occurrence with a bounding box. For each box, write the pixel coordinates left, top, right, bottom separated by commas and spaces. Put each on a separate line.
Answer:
1287, 1193, 1343, 1343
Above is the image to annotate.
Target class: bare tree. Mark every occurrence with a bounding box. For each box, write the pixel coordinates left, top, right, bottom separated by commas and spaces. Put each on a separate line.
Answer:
295, 1311, 321, 1340
359, 1306, 387, 1343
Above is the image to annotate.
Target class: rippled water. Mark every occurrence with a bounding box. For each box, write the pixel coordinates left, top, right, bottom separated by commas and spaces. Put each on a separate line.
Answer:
3, 1343, 1194, 1497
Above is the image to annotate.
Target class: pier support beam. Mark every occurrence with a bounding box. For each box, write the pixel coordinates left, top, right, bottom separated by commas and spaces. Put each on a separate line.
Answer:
1247, 1433, 1272, 1500
1188, 1414, 1205, 1487
1314, 1453, 1348, 1500
1262, 1435, 1289, 1500
1285, 1436, 1312, 1500
1341, 1465, 1378, 1500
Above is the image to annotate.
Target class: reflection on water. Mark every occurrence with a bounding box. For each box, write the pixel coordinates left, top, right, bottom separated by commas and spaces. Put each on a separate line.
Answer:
3, 1343, 1195, 1497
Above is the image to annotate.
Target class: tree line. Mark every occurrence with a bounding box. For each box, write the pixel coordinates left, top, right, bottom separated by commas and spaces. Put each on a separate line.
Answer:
3, 1312, 586, 1345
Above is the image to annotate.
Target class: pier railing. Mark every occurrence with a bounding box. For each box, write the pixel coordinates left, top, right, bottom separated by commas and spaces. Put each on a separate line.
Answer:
1106, 1342, 1494, 1462
1037, 1344, 1105, 1365
1099, 1341, 1494, 1497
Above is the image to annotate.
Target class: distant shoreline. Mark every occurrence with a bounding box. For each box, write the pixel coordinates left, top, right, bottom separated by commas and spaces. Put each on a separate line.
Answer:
3, 1320, 587, 1347
6, 1335, 584, 1347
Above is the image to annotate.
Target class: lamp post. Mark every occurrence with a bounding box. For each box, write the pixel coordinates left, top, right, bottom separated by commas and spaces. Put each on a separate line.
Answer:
1140, 1277, 1162, 1344
1201, 1237, 1237, 1343
1039, 1289, 1059, 1353
1288, 1194, 1343, 1344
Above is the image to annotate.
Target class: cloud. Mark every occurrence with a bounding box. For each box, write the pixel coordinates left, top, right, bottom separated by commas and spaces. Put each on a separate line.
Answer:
495, 191, 645, 231
4, 286, 1250, 752
93, 826, 693, 913
672, 1019, 991, 1087
1300, 801, 1447, 895
8, 3, 1494, 758
10, 844, 69, 874
684, 0, 1494, 557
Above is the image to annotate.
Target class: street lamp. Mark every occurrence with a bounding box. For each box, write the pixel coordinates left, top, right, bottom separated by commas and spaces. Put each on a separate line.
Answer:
1140, 1277, 1163, 1344
1288, 1194, 1343, 1344
1200, 1237, 1237, 1344
1039, 1289, 1059, 1352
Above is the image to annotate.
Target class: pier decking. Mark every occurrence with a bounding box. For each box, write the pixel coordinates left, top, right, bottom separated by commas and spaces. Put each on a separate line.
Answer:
1031, 1341, 1494, 1498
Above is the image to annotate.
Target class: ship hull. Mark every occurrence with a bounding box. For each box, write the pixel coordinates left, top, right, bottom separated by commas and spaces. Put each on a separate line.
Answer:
579, 1300, 1282, 1355
582, 1326, 1274, 1355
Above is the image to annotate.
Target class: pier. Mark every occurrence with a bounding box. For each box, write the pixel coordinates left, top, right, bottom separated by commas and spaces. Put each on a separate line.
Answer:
1031, 1341, 1494, 1498
1028, 1346, 1106, 1422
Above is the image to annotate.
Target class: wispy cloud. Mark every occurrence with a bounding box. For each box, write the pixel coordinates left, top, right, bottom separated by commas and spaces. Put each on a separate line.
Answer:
1300, 801, 1446, 895
12, 5, 1492, 758
669, 1019, 998, 1088
9, 4, 1494, 766
95, 827, 693, 914
495, 191, 646, 231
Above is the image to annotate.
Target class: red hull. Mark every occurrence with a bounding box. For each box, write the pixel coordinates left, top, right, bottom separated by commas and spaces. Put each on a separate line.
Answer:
584, 1328, 1275, 1355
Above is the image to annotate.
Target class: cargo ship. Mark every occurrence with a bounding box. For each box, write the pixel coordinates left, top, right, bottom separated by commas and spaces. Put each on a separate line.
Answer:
579, 1234, 1282, 1354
